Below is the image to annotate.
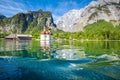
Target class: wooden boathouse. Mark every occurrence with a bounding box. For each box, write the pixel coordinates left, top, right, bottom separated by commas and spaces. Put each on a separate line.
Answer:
5, 34, 32, 40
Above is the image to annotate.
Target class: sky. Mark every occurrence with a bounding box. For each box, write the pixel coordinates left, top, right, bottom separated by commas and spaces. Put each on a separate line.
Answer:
0, 0, 97, 20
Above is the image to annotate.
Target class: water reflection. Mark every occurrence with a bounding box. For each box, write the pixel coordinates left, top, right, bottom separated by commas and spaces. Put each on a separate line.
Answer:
55, 49, 86, 60
0, 39, 120, 80
0, 39, 120, 60
0, 39, 31, 52
40, 40, 53, 59
40, 41, 51, 53
40, 40, 86, 60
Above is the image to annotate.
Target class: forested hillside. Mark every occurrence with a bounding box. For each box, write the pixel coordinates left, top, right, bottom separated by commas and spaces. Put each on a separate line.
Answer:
0, 10, 56, 38
53, 20, 120, 40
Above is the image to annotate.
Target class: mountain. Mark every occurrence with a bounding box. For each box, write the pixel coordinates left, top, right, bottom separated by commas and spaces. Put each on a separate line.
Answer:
0, 9, 56, 34
0, 14, 6, 20
55, 0, 120, 32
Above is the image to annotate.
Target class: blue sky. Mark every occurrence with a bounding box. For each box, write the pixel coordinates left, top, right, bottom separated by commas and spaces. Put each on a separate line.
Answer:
0, 0, 97, 20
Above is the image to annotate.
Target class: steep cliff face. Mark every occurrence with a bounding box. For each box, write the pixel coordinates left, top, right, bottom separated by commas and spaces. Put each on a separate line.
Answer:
55, 0, 120, 32
0, 10, 56, 34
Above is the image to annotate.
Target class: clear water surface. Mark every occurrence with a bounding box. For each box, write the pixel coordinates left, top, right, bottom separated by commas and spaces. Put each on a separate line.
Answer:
0, 39, 120, 80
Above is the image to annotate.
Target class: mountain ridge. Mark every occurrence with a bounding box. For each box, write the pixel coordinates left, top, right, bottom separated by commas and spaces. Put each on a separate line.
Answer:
55, 0, 120, 32
0, 14, 6, 20
0, 9, 56, 35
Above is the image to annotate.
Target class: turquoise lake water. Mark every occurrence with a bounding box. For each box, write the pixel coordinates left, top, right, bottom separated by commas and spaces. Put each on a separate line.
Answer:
0, 39, 120, 80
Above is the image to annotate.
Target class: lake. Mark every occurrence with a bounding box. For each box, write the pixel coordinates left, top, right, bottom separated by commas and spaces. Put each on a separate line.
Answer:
0, 39, 120, 80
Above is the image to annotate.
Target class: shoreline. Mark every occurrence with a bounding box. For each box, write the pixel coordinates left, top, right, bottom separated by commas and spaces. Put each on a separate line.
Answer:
54, 38, 120, 42
1, 38, 120, 41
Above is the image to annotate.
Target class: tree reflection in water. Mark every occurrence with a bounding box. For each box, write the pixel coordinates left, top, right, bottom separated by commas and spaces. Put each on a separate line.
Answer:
0, 39, 120, 80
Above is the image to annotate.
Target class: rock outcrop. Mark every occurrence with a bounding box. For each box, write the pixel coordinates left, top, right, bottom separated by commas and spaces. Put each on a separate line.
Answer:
0, 14, 6, 20
0, 9, 56, 33
55, 0, 120, 32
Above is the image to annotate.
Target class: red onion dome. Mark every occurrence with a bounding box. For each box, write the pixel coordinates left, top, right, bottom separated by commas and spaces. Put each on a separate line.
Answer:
44, 31, 47, 34
46, 31, 52, 35
41, 31, 47, 34
46, 31, 50, 34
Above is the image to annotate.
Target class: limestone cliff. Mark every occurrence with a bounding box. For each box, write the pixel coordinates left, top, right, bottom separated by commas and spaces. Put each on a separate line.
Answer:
0, 9, 56, 34
55, 0, 120, 32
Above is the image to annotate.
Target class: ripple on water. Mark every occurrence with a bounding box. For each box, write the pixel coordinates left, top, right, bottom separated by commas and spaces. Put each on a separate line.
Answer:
0, 56, 120, 80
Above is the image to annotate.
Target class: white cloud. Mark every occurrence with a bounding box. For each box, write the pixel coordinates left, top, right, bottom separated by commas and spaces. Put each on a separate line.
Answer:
0, 0, 26, 17
51, 0, 94, 20
50, 1, 80, 20
58, 1, 78, 8
0, 0, 93, 19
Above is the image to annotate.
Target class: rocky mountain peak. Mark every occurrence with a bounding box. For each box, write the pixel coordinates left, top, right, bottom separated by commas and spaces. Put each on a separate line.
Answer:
0, 9, 56, 34
0, 14, 6, 20
55, 0, 120, 32
98, 0, 120, 5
